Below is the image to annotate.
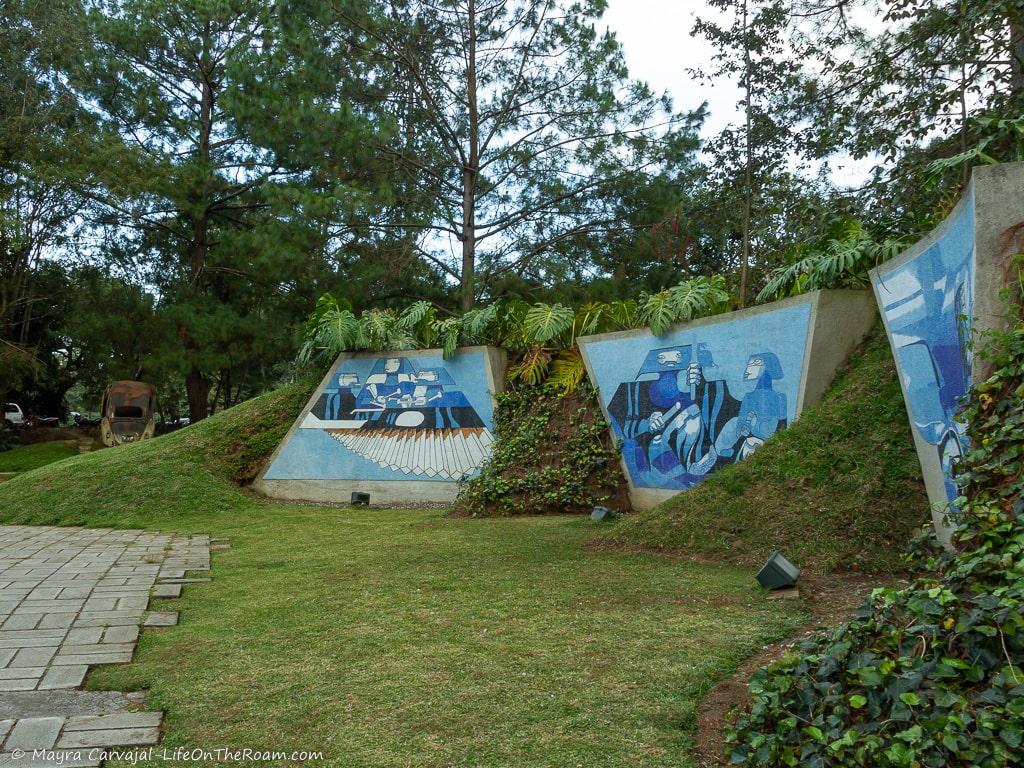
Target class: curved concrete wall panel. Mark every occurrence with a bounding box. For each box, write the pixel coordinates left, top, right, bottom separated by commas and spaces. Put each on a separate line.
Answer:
870, 162, 1024, 538
578, 290, 876, 510
255, 346, 506, 504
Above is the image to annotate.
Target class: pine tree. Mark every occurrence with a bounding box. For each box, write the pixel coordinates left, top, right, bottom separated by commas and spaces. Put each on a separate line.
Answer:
692, 0, 817, 304
74, 0, 385, 420
277, 0, 699, 309
0, 0, 92, 409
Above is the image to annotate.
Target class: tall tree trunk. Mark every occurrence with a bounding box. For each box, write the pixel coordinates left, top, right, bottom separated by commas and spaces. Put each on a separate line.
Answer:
739, 0, 752, 309
185, 367, 211, 423
959, 55, 969, 188
220, 367, 231, 411
460, 0, 479, 312
1011, 9, 1024, 103
182, 212, 209, 422
461, 174, 476, 311
182, 28, 214, 422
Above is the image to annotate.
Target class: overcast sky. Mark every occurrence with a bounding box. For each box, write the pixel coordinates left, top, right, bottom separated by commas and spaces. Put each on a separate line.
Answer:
603, 1, 742, 136
602, 0, 877, 187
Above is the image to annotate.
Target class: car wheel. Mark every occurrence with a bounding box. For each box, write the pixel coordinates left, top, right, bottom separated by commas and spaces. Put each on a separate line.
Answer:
2, 420, 13, 430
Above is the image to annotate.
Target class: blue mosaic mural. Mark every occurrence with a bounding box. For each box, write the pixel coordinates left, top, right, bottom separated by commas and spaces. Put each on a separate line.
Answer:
876, 191, 975, 501
581, 304, 812, 490
265, 352, 495, 482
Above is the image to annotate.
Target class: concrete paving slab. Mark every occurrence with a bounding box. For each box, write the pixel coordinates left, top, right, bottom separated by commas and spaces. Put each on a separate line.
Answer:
64, 712, 162, 731
141, 612, 178, 627
5, 717, 62, 750
57, 727, 160, 749
0, 525, 212, 757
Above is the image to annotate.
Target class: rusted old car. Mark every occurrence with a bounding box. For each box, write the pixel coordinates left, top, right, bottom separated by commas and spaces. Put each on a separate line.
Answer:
99, 381, 158, 447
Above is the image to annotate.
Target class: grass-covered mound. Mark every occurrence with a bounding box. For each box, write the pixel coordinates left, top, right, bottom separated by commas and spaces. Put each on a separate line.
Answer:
0, 377, 315, 526
601, 326, 929, 573
0, 439, 79, 473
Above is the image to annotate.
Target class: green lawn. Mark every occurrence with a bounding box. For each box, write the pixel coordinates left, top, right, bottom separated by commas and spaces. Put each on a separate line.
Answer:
85, 506, 804, 768
0, 439, 79, 473
0, 387, 808, 766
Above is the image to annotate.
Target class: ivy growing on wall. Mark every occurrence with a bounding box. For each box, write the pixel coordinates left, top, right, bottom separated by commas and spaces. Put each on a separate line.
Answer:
725, 303, 1024, 767
453, 384, 628, 517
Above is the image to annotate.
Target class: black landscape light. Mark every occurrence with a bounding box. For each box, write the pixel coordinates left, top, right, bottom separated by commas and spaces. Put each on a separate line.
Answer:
756, 550, 800, 590
591, 505, 615, 522
351, 492, 370, 507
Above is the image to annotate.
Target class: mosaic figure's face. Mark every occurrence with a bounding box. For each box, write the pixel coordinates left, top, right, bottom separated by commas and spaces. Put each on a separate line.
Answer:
384, 358, 401, 374
657, 350, 683, 367
744, 357, 765, 381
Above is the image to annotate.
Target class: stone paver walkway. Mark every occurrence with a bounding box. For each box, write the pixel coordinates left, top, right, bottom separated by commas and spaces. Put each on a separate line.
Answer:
0, 527, 214, 766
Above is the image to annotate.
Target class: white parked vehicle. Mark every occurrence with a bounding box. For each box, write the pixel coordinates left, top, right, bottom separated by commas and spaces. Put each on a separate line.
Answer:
3, 403, 24, 429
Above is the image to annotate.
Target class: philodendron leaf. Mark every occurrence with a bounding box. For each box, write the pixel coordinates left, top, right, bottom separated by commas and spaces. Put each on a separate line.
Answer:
523, 303, 574, 344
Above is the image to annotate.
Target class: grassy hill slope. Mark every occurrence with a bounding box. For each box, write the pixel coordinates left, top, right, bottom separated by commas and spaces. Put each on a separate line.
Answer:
0, 440, 79, 473
600, 327, 930, 573
0, 377, 315, 527
1, 327, 929, 574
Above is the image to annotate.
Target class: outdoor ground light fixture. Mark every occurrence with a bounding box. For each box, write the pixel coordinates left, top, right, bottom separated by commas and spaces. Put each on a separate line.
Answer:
591, 506, 615, 522
351, 492, 370, 506
756, 550, 800, 590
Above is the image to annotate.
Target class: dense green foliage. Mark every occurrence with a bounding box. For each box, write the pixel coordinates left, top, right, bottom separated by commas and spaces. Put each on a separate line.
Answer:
300, 275, 730, 392
4, 0, 1022, 423
757, 222, 910, 302
725, 317, 1024, 766
313, 0, 702, 310
0, 0, 92, 408
453, 385, 625, 517
602, 327, 928, 573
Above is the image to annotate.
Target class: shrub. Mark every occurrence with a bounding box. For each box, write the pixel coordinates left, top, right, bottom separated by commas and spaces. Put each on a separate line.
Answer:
0, 429, 19, 453
298, 276, 730, 393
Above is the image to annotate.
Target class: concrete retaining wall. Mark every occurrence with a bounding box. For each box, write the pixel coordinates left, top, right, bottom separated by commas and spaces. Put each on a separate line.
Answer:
870, 162, 1024, 542
577, 289, 876, 510
255, 346, 506, 505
